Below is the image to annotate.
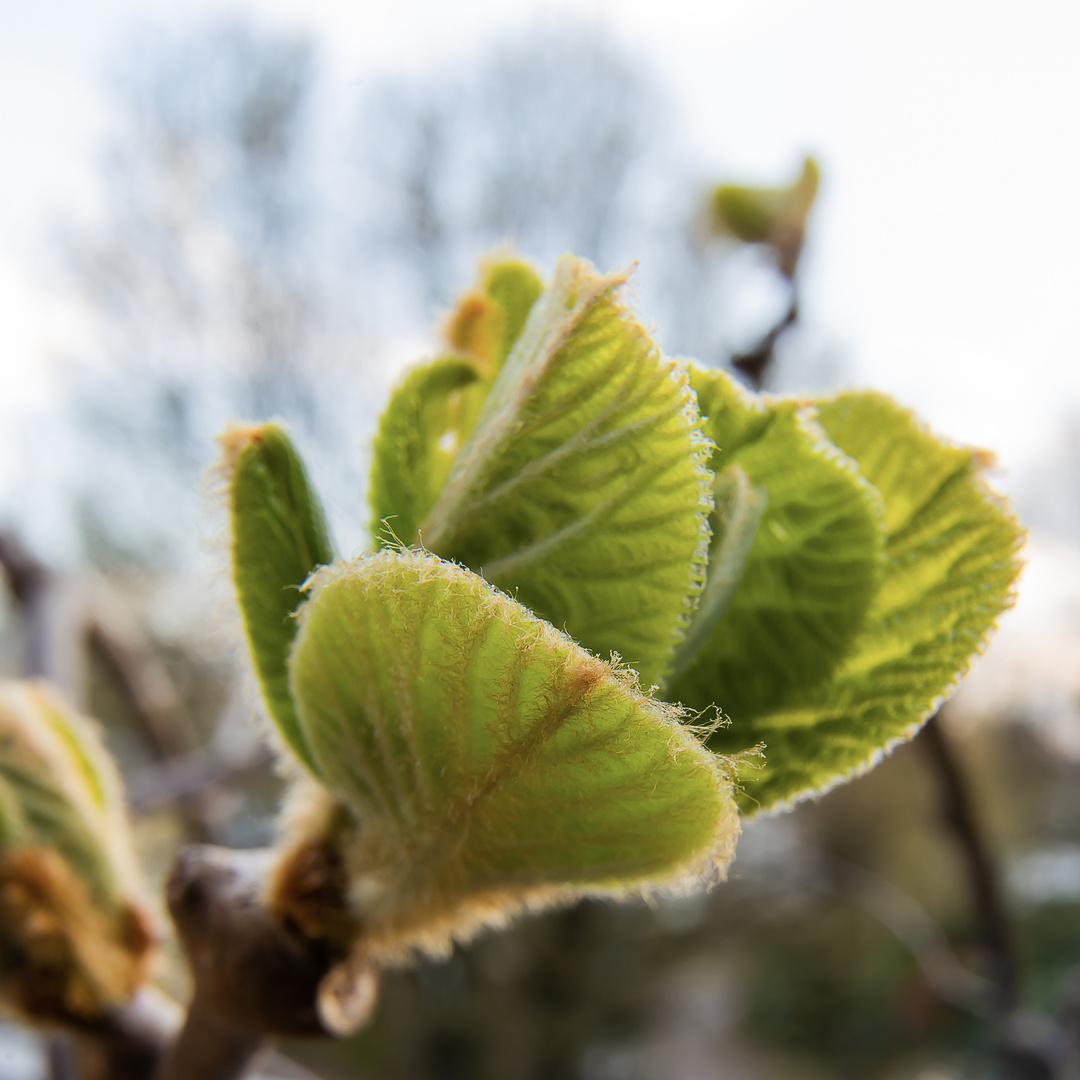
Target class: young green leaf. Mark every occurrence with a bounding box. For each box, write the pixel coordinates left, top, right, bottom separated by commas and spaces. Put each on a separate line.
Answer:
444, 256, 544, 374
713, 392, 1023, 811
668, 367, 883, 724
286, 549, 738, 960
369, 358, 481, 547
710, 156, 819, 245
439, 256, 545, 452
421, 256, 714, 688
370, 260, 543, 550
222, 422, 335, 770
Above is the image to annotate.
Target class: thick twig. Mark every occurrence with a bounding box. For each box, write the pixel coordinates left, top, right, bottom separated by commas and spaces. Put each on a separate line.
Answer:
53, 983, 323, 1080
157, 999, 265, 1080
156, 844, 366, 1080
48, 1035, 79, 1080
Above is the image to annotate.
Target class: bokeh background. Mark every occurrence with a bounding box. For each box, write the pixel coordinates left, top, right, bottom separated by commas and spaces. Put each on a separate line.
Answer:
2, 2, 1080, 1077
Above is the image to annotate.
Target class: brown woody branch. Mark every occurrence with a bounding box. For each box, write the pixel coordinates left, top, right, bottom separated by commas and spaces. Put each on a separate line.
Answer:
155, 844, 377, 1080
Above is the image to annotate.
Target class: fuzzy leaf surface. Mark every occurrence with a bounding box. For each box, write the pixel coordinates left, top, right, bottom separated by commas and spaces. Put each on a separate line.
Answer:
0, 682, 152, 1018
421, 256, 713, 688
714, 392, 1023, 811
668, 368, 883, 723
288, 549, 738, 955
225, 422, 335, 770
0, 682, 133, 905
369, 358, 480, 547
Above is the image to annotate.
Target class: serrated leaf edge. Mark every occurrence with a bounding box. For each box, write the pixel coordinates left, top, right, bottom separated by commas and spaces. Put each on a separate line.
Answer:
284, 549, 741, 963
751, 398, 1025, 815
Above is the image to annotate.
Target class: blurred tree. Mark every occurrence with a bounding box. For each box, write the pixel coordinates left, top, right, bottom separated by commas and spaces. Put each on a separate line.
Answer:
55, 22, 367, 569
50, 17, 826, 572
352, 26, 664, 308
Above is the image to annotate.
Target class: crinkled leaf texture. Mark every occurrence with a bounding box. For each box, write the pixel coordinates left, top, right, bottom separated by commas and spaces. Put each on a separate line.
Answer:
703, 391, 1022, 812
669, 367, 883, 723
224, 422, 336, 771
286, 548, 739, 961
0, 682, 152, 1020
421, 255, 713, 689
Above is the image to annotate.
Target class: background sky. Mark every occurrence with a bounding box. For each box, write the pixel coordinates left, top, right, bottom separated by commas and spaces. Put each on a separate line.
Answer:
3, 0, 1079, 476
2, 8, 1080, 1074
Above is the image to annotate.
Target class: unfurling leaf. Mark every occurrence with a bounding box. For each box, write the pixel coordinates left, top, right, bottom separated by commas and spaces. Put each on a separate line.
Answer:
0, 682, 154, 1023
421, 255, 713, 689
711, 392, 1023, 811
222, 422, 335, 770
668, 366, 883, 722
709, 155, 820, 247
280, 549, 739, 961
369, 358, 481, 547
444, 256, 544, 375
439, 256, 545, 453
370, 258, 544, 550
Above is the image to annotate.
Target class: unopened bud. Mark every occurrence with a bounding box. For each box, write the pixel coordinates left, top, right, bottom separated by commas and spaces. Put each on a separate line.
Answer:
0, 681, 154, 1023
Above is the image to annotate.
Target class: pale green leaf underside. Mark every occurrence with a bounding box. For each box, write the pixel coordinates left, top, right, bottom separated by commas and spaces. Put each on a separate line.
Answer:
289, 550, 738, 948
229, 423, 335, 771
669, 367, 883, 726
421, 256, 713, 689
720, 392, 1023, 812
369, 357, 480, 547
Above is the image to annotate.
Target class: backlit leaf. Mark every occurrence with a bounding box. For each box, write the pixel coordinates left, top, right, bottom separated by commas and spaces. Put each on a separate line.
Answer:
441, 257, 544, 451
223, 422, 335, 770
421, 256, 713, 688
668, 368, 883, 725
369, 358, 480, 547
287, 549, 738, 959
444, 256, 544, 374
715, 392, 1023, 811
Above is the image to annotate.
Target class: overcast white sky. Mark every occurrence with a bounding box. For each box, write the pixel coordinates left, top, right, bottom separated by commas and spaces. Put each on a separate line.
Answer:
2, 0, 1080, 481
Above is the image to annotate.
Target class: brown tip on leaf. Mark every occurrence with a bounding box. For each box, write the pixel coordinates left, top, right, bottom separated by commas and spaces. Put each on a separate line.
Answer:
443, 290, 500, 372
569, 655, 608, 697
216, 422, 270, 473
